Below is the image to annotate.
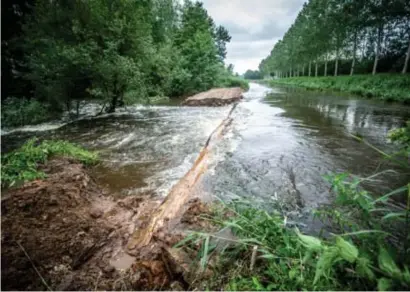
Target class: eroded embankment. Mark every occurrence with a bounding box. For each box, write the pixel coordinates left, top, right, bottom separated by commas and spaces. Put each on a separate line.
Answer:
1, 103, 239, 291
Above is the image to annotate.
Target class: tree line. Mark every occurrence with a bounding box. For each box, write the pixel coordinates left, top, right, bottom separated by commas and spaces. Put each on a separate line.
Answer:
2, 0, 242, 123
259, 0, 410, 78
244, 69, 263, 80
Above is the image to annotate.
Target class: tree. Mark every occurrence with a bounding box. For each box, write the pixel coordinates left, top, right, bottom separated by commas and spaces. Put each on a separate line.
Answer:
259, 0, 410, 77
244, 70, 262, 80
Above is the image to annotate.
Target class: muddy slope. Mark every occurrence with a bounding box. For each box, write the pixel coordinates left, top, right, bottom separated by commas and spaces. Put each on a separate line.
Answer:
1, 160, 217, 291
1, 158, 199, 290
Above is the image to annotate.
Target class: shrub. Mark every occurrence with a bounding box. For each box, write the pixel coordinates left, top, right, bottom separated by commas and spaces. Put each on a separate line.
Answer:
1, 138, 98, 187
1, 97, 55, 128
218, 76, 250, 91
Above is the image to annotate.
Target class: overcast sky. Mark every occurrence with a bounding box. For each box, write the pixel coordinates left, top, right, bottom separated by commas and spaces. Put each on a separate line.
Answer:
201, 0, 306, 74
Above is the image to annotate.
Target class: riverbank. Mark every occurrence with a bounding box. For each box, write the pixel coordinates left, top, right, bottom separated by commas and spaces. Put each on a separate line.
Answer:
1, 139, 218, 290
264, 74, 410, 103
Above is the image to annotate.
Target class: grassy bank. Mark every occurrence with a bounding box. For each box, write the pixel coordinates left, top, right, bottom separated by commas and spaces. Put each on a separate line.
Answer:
265, 74, 410, 103
1, 138, 98, 188
180, 126, 410, 291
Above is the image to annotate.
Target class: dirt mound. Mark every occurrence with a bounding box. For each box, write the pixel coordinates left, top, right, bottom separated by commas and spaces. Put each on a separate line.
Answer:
183, 87, 243, 106
1, 158, 217, 291
1, 159, 113, 290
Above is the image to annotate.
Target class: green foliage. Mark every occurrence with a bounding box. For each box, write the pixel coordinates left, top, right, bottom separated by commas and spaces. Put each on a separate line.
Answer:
266, 74, 410, 103
244, 70, 263, 80
218, 75, 249, 91
389, 121, 410, 152
4, 0, 233, 118
259, 0, 410, 77
1, 97, 55, 128
1, 138, 98, 188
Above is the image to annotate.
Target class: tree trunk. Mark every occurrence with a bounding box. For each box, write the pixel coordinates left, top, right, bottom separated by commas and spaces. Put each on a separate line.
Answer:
334, 48, 339, 76
309, 61, 312, 77
334, 58, 338, 76
76, 100, 80, 118
302, 65, 305, 76
350, 30, 358, 76
402, 37, 410, 74
107, 95, 118, 113
315, 60, 318, 77
372, 24, 383, 75
324, 56, 328, 77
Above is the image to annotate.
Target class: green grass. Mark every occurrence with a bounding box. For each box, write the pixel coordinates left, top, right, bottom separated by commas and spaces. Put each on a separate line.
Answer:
266, 74, 410, 103
178, 126, 410, 291
1, 138, 98, 188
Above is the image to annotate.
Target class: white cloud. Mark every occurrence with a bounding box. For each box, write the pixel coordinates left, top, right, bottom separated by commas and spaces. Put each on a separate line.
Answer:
201, 0, 306, 73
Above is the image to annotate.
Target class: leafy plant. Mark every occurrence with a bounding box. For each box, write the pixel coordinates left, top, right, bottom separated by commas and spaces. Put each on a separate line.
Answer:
1, 138, 98, 188
1, 97, 55, 128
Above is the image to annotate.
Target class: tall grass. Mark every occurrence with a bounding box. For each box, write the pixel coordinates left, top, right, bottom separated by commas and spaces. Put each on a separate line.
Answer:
1, 138, 98, 188
266, 74, 410, 103
178, 125, 410, 291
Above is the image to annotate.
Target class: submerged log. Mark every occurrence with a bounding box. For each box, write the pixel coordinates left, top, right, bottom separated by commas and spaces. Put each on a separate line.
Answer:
182, 87, 243, 106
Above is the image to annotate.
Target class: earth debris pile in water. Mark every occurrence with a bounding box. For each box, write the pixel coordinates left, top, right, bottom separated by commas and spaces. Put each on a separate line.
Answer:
1, 158, 216, 291
183, 87, 244, 106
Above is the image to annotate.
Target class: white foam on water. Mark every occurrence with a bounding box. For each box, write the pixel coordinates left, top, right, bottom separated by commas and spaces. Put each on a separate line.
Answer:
145, 153, 198, 197
1, 122, 68, 135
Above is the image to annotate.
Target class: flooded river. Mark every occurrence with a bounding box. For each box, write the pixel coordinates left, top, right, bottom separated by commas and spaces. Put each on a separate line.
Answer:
2, 83, 409, 220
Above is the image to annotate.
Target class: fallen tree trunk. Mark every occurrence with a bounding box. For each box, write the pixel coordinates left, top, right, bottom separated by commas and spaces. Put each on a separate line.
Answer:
127, 103, 239, 251
182, 87, 243, 106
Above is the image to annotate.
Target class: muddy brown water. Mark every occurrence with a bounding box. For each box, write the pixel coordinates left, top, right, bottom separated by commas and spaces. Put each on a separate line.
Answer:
2, 83, 409, 227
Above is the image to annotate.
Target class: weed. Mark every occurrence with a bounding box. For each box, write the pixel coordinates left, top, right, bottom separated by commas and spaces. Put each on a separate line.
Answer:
1, 138, 98, 188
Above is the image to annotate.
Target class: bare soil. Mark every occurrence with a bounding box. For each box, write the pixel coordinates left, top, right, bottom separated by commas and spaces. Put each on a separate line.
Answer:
183, 87, 243, 106
1, 158, 214, 291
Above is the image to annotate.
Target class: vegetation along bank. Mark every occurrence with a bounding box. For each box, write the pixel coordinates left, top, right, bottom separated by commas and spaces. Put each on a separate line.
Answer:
255, 0, 410, 103
265, 74, 410, 103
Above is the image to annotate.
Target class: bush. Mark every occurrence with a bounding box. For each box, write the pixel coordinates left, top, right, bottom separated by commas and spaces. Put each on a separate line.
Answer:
1, 97, 55, 128
218, 76, 250, 91
1, 138, 98, 187
266, 74, 410, 103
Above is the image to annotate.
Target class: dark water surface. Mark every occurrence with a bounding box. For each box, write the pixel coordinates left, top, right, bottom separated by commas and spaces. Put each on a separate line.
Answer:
2, 84, 409, 220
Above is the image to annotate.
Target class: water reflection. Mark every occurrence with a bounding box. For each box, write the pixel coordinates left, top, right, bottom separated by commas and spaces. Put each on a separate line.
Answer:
205, 84, 409, 216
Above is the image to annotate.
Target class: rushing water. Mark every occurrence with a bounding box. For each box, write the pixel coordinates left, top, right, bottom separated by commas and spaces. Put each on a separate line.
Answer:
2, 83, 409, 219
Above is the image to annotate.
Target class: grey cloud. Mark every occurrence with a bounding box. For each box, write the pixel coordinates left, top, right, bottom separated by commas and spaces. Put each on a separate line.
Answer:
201, 0, 305, 73
222, 21, 286, 42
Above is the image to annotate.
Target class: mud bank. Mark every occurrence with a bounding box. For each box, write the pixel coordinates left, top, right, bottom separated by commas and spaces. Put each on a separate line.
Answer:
183, 87, 243, 106
1, 101, 239, 290
1, 158, 217, 290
